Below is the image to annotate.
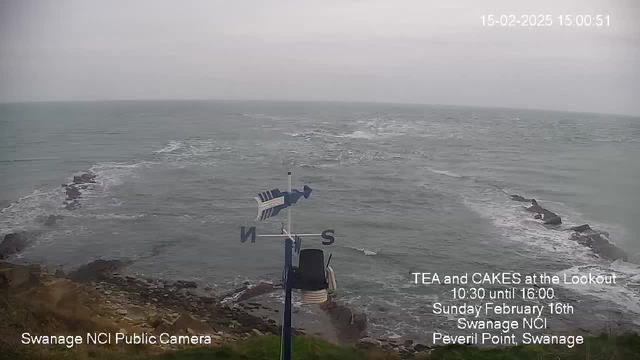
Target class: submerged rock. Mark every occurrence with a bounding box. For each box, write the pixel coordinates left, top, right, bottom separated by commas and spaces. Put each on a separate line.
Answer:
73, 173, 97, 184
570, 224, 592, 233
173, 280, 197, 289
570, 231, 627, 261
234, 282, 278, 302
0, 232, 34, 259
44, 215, 64, 226
65, 200, 81, 210
510, 194, 532, 202
65, 185, 82, 200
541, 209, 562, 225
67, 259, 129, 282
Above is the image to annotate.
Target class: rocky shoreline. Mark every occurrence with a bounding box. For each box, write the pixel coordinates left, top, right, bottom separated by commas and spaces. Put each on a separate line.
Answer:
1, 170, 435, 356
0, 259, 433, 357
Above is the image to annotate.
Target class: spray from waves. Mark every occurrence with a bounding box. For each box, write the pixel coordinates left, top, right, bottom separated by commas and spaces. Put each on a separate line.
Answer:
66, 213, 146, 220
460, 184, 640, 320
347, 246, 378, 256
555, 262, 640, 326
88, 162, 145, 190
0, 188, 65, 236
1, 162, 146, 236
336, 130, 376, 140
462, 191, 594, 262
426, 167, 464, 178
153, 140, 183, 154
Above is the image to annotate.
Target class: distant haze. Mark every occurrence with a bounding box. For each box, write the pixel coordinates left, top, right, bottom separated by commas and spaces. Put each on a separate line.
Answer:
1, 0, 639, 115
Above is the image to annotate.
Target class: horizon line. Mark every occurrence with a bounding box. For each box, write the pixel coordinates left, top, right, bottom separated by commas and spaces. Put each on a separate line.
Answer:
1, 97, 638, 118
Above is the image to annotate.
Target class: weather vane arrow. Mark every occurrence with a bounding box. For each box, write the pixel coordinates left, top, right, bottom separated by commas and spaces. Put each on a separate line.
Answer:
254, 185, 312, 221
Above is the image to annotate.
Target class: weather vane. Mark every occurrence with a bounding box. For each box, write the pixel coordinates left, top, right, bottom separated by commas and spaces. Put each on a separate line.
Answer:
239, 171, 336, 360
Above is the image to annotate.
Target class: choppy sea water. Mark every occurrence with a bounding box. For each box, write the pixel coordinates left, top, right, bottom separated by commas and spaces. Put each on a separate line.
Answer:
1, 100, 639, 342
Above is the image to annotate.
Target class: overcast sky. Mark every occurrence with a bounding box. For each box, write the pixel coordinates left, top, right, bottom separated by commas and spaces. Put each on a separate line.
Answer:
1, 0, 639, 115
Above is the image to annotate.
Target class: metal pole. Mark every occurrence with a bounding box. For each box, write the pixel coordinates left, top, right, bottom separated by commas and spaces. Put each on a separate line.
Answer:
287, 172, 292, 235
281, 171, 293, 360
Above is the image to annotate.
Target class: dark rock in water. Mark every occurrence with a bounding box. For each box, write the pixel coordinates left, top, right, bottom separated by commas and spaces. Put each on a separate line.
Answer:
0, 232, 32, 259
235, 282, 278, 302
65, 200, 81, 210
73, 173, 97, 184
510, 195, 531, 202
67, 259, 129, 282
544, 216, 562, 225
351, 311, 368, 333
173, 280, 197, 289
570, 224, 592, 233
44, 215, 64, 226
65, 185, 82, 200
571, 232, 627, 261
534, 213, 542, 220
526, 205, 545, 213
541, 210, 562, 225
524, 199, 561, 224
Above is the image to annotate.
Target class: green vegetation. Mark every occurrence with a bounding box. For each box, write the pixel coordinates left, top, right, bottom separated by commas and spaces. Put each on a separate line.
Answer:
3, 333, 640, 360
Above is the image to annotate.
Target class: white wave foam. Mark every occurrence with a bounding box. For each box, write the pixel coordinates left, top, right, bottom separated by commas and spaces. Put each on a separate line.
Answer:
67, 213, 146, 220
89, 162, 142, 189
154, 140, 183, 154
461, 192, 593, 262
337, 130, 376, 139
461, 188, 640, 323
426, 167, 463, 178
0, 188, 65, 236
555, 264, 640, 321
348, 246, 377, 256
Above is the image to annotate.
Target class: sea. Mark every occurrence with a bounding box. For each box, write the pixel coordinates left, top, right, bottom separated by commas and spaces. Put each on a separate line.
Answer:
1, 100, 639, 342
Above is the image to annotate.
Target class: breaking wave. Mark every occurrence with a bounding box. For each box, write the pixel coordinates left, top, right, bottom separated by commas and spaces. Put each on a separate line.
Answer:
348, 246, 378, 256
337, 131, 376, 140
426, 167, 464, 178
153, 140, 183, 154
0, 188, 65, 236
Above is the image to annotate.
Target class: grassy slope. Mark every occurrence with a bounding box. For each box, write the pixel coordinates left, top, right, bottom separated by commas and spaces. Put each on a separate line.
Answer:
3, 333, 640, 360
2, 264, 639, 360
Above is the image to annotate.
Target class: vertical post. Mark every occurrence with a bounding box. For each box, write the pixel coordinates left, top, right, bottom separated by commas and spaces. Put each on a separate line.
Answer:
287, 172, 292, 235
281, 171, 293, 360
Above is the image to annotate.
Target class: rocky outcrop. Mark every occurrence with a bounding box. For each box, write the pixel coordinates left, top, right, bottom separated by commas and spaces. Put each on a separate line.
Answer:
508, 195, 633, 261
61, 172, 97, 210
234, 282, 278, 302
541, 209, 562, 225
65, 185, 82, 200
67, 259, 130, 282
570, 224, 592, 233
320, 301, 368, 343
523, 199, 562, 225
0, 232, 34, 259
570, 229, 627, 261
173, 280, 198, 290
0, 261, 42, 289
510, 194, 532, 202
73, 173, 97, 184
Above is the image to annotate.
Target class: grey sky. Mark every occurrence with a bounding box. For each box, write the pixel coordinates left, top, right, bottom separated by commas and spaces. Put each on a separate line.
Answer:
1, 0, 639, 115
